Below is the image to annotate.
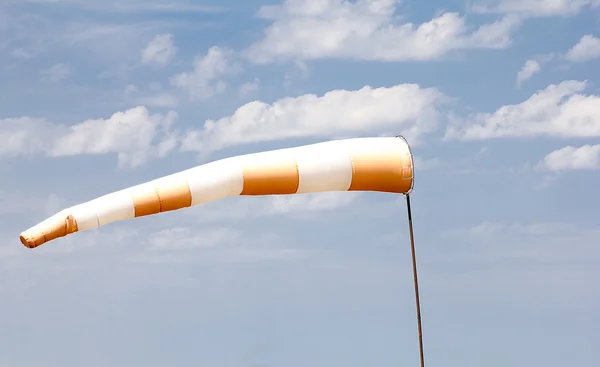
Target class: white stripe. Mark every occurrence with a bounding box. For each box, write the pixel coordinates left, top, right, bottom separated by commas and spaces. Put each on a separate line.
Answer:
94, 191, 135, 226
295, 147, 353, 193
188, 158, 244, 206
349, 137, 402, 156
70, 200, 100, 231
349, 138, 410, 168
128, 183, 159, 206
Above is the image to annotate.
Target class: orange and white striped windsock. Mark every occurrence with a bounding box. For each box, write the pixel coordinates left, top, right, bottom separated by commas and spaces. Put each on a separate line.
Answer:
19, 136, 414, 249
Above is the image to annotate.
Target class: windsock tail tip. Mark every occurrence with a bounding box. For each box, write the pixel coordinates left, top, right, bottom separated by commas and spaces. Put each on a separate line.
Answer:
20, 233, 36, 249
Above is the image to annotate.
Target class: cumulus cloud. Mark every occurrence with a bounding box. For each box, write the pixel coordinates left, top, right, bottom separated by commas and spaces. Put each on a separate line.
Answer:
0, 106, 179, 168
537, 144, 600, 171
470, 0, 600, 17
141, 33, 177, 65
516, 59, 540, 87
171, 46, 241, 100
565, 34, 600, 62
445, 80, 600, 140
181, 83, 447, 153
244, 0, 522, 63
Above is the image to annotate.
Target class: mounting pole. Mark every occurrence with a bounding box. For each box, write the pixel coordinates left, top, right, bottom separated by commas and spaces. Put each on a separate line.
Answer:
405, 193, 425, 367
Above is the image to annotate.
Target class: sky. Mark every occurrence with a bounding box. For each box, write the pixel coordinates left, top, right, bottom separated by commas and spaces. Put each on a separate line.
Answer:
1, 0, 600, 366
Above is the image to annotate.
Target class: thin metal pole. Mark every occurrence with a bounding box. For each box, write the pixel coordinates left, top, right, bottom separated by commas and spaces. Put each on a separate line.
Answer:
406, 194, 425, 367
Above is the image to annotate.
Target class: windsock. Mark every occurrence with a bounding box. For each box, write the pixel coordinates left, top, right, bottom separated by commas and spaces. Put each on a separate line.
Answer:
20, 136, 414, 248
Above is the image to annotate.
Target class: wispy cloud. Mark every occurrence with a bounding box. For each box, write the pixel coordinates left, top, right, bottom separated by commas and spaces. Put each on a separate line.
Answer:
413, 156, 442, 171
128, 226, 307, 264
7, 0, 227, 14
146, 226, 241, 251
238, 78, 260, 96
181, 192, 364, 225
0, 191, 64, 217
465, 220, 567, 237
439, 220, 600, 267
40, 63, 71, 83
267, 191, 361, 215
516, 59, 540, 87
1, 3, 220, 68
141, 33, 177, 66
469, 0, 600, 17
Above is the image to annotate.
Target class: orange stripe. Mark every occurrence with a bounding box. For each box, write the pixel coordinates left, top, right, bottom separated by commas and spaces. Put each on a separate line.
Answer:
241, 158, 299, 195
156, 181, 192, 212
133, 182, 192, 217
133, 189, 161, 217
20, 214, 78, 249
349, 153, 413, 194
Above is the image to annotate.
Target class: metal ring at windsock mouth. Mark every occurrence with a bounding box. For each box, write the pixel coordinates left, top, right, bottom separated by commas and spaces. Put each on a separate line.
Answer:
395, 134, 415, 195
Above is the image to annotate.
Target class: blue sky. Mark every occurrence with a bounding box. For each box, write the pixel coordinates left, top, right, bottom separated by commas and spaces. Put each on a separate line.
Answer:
1, 0, 600, 366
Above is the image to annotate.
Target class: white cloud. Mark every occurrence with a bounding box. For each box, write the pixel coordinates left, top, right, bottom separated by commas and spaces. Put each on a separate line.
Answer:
181, 83, 447, 153
466, 221, 586, 237
0, 191, 63, 217
141, 33, 177, 65
171, 46, 240, 100
283, 60, 311, 87
267, 192, 361, 214
470, 0, 600, 17
10, 48, 34, 59
516, 59, 540, 87
9, 0, 226, 14
124, 83, 179, 108
129, 226, 304, 264
413, 156, 442, 171
109, 1, 225, 14
565, 34, 600, 62
40, 63, 70, 83
136, 93, 179, 108
537, 144, 600, 171
62, 23, 165, 53
124, 84, 138, 97
1, 0, 222, 66
147, 226, 241, 251
182, 191, 363, 226
445, 80, 600, 140
238, 78, 260, 96
0, 106, 179, 168
244, 0, 522, 63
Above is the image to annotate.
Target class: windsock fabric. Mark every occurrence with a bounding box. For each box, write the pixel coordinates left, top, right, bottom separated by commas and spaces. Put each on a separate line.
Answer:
20, 136, 414, 249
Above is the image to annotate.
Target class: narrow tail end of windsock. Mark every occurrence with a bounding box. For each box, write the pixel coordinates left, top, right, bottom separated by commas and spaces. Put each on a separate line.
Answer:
19, 211, 79, 249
